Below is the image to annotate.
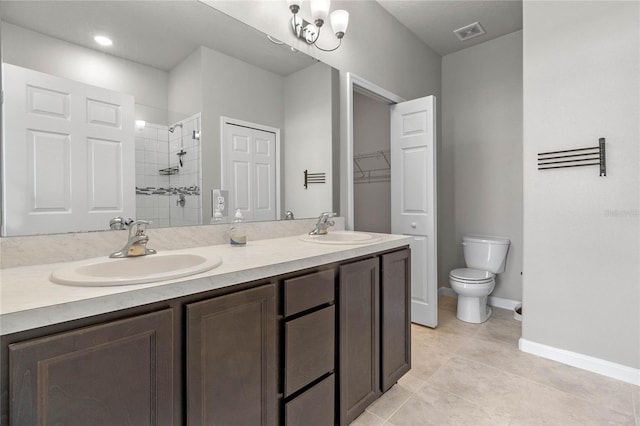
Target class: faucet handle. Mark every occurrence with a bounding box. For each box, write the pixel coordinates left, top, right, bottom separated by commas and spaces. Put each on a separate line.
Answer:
128, 219, 150, 237
319, 212, 337, 220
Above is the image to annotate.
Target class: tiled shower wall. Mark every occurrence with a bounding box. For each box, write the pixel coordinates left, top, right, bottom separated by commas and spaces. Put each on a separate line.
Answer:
135, 113, 202, 228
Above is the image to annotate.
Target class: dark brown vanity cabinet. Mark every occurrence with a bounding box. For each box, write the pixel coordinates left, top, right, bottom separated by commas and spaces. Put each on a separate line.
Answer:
339, 248, 411, 425
2, 246, 410, 426
282, 269, 336, 426
8, 309, 175, 426
186, 284, 277, 426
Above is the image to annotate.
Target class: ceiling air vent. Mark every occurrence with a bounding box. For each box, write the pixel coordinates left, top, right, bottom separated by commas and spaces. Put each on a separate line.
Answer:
454, 22, 486, 41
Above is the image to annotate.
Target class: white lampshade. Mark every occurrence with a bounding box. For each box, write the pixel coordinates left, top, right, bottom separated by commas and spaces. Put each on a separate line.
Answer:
310, 0, 330, 25
330, 9, 349, 37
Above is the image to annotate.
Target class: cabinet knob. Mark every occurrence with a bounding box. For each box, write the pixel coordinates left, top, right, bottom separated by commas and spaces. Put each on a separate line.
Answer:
411, 222, 417, 228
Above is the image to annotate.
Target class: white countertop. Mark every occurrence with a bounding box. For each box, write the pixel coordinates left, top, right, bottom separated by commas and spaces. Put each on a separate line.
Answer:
1, 232, 411, 335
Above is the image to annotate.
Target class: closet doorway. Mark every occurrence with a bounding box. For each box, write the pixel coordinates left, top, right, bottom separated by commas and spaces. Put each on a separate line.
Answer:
353, 91, 393, 233
347, 73, 438, 328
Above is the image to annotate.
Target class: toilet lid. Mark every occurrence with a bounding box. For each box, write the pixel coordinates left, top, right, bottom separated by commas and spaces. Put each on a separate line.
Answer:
450, 268, 494, 283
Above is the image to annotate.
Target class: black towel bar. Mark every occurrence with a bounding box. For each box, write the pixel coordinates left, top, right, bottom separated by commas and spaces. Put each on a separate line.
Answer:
537, 138, 606, 176
304, 170, 326, 189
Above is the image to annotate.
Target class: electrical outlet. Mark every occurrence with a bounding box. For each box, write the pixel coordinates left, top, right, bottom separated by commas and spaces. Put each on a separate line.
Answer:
211, 189, 229, 217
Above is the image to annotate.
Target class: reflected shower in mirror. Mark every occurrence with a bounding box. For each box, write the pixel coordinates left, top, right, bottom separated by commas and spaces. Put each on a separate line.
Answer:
0, 1, 339, 236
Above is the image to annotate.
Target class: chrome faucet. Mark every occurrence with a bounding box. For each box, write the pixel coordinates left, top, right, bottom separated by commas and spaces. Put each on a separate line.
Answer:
309, 212, 336, 235
109, 217, 133, 230
110, 220, 157, 258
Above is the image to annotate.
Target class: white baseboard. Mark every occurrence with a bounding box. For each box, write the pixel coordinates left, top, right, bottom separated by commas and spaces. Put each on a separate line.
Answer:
437, 287, 521, 311
487, 295, 520, 311
519, 338, 640, 386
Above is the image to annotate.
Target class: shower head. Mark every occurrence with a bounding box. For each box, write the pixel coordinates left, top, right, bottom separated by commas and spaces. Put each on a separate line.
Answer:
168, 122, 183, 133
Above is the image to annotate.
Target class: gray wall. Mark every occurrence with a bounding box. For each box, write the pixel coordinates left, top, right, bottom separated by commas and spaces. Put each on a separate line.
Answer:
441, 31, 523, 301
523, 1, 639, 369
199, 45, 285, 221
168, 47, 202, 124
353, 92, 391, 234
284, 62, 335, 218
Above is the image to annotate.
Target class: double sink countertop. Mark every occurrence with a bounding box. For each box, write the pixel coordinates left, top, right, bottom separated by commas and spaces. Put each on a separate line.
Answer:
0, 232, 411, 336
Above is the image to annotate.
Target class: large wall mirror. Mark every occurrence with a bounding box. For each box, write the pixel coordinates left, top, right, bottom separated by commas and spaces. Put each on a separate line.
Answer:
0, 1, 339, 236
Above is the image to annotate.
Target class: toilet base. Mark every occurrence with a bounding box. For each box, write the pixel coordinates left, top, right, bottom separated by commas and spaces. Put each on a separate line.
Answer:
456, 295, 492, 323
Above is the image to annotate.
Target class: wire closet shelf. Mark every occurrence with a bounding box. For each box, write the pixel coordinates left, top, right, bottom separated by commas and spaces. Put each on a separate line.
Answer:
354, 149, 391, 184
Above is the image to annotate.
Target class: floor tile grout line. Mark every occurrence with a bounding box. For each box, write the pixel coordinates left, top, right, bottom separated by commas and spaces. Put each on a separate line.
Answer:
377, 360, 452, 423
421, 354, 524, 419
360, 410, 386, 424
375, 389, 419, 425
410, 299, 638, 424
437, 351, 636, 420
446, 327, 637, 418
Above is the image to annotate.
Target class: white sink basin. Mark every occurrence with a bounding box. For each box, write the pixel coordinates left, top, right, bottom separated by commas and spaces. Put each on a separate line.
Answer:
50, 252, 222, 286
299, 231, 381, 245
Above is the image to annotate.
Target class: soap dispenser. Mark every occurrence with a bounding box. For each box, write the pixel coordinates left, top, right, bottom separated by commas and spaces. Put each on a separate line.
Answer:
229, 209, 246, 246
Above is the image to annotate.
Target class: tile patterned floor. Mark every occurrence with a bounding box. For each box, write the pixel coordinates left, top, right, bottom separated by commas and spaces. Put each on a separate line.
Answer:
351, 296, 639, 426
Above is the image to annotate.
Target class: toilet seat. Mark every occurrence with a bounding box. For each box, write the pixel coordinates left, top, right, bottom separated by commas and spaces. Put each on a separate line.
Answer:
449, 268, 494, 284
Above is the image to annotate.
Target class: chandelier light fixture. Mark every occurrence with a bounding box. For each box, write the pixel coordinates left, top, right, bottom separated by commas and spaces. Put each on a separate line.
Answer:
286, 0, 349, 52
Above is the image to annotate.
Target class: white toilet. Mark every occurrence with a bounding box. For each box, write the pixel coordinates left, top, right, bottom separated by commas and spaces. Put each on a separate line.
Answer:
449, 234, 510, 323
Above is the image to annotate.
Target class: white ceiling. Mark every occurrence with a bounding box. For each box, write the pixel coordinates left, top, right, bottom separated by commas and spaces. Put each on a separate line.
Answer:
0, 1, 523, 74
377, 0, 523, 56
0, 1, 316, 75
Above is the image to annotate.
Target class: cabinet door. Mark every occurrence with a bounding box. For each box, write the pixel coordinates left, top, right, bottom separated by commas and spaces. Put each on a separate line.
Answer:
186, 284, 277, 426
381, 249, 411, 392
339, 257, 380, 425
9, 309, 174, 426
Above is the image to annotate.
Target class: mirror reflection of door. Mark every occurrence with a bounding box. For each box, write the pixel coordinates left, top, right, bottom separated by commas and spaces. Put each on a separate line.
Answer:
222, 119, 279, 222
2, 63, 136, 236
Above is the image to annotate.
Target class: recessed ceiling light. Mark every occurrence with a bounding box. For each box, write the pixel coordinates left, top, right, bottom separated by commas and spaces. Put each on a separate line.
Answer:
94, 35, 113, 46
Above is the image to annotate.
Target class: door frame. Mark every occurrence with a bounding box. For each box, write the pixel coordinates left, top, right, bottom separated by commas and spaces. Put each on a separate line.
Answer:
345, 73, 405, 230
220, 116, 281, 221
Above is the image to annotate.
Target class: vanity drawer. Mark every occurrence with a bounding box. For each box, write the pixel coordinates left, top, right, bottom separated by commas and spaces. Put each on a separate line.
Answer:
284, 269, 335, 317
285, 305, 335, 396
285, 374, 335, 426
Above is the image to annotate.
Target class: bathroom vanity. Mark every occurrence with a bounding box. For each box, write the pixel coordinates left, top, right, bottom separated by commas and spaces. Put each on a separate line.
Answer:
0, 233, 411, 426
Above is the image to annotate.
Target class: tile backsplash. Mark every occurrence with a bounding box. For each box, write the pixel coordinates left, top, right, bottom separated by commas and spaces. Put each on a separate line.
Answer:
0, 218, 345, 269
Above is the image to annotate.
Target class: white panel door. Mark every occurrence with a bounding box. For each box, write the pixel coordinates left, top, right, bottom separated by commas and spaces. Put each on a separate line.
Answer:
391, 96, 438, 327
2, 64, 135, 236
223, 122, 276, 222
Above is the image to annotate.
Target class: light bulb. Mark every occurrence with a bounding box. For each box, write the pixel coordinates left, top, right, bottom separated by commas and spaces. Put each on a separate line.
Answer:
330, 10, 349, 38
94, 35, 113, 46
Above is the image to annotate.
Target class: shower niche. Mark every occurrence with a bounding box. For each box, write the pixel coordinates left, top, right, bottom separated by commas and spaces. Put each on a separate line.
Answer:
135, 113, 203, 228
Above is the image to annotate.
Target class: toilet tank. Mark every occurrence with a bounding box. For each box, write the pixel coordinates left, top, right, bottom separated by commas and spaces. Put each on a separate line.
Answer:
462, 234, 511, 273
